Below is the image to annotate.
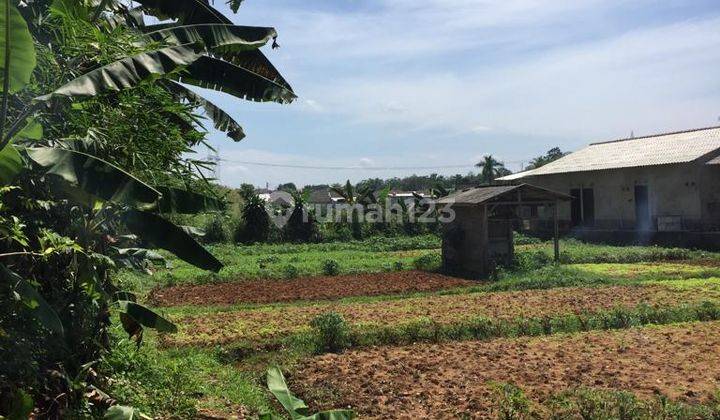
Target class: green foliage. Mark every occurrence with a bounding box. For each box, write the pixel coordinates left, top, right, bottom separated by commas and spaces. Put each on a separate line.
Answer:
0, 0, 37, 94
413, 252, 441, 271
0, 0, 294, 415
118, 235, 441, 290
344, 301, 720, 350
310, 312, 350, 354
322, 259, 340, 276
122, 209, 223, 272
282, 264, 299, 279
490, 382, 533, 420
546, 387, 720, 419
103, 405, 152, 420
203, 213, 229, 244
236, 193, 270, 244
263, 366, 355, 420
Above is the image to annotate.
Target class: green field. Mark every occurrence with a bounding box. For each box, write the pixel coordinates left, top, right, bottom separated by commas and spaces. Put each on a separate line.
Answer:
103, 237, 720, 418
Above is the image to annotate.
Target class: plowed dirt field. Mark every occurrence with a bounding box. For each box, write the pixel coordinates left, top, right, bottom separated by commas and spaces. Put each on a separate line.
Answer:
294, 322, 720, 418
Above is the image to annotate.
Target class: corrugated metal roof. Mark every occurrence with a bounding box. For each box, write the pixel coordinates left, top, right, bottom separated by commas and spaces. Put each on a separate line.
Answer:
706, 155, 720, 165
498, 126, 720, 180
436, 184, 570, 205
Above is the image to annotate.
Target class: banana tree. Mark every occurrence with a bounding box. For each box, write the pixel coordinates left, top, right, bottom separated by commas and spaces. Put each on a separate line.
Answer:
330, 181, 375, 240
0, 0, 294, 415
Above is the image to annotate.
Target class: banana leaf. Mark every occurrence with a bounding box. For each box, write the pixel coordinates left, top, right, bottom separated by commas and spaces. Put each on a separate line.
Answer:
227, 0, 243, 13
34, 44, 202, 101
131, 0, 293, 93
143, 24, 277, 55
266, 366, 309, 418
116, 300, 176, 333
113, 247, 168, 270
0, 0, 36, 93
156, 185, 225, 213
26, 147, 160, 208
133, 0, 232, 25
0, 143, 22, 185
178, 55, 295, 104
163, 81, 245, 141
104, 405, 152, 420
1, 264, 64, 337
265, 366, 355, 420
222, 49, 293, 93
121, 209, 223, 272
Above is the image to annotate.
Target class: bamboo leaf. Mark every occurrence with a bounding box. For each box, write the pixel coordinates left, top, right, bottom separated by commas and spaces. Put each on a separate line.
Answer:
0, 1, 36, 94
121, 209, 223, 272
178, 55, 295, 104
34, 45, 203, 102
26, 147, 160, 208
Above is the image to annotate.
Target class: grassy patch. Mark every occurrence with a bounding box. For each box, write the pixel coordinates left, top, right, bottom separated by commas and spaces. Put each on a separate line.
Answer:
98, 325, 275, 418
571, 261, 720, 281
117, 235, 441, 294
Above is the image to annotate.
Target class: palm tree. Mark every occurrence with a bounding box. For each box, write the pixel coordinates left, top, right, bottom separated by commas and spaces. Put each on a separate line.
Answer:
475, 155, 507, 184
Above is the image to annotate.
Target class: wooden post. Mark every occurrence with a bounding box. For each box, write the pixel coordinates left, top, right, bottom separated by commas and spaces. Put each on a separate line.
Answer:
553, 199, 560, 262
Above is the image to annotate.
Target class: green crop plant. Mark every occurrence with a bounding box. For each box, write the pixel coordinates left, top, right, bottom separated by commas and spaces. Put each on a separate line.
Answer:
261, 366, 354, 420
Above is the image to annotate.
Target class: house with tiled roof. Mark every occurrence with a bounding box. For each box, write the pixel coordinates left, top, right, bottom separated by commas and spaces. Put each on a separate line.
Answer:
498, 126, 720, 243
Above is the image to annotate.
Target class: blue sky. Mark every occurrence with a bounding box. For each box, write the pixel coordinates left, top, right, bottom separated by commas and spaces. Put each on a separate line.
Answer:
190, 0, 720, 188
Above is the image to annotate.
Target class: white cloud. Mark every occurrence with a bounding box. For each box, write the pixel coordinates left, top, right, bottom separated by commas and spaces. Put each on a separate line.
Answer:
298, 15, 720, 139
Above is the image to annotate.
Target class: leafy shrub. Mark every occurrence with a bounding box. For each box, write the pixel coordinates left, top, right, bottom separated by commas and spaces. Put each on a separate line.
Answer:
393, 261, 404, 271
203, 214, 229, 244
513, 232, 542, 245
256, 255, 280, 268
413, 253, 441, 271
310, 312, 350, 353
490, 382, 534, 419
322, 259, 340, 276
235, 194, 270, 244
513, 250, 553, 271
282, 264, 299, 279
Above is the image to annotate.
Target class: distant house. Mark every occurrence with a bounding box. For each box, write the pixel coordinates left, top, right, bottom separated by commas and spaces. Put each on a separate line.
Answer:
307, 188, 345, 206
498, 126, 720, 248
387, 190, 430, 205
255, 187, 274, 203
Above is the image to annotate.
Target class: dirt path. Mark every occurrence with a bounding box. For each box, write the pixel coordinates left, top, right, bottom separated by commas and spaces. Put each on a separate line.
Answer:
150, 271, 475, 307
294, 322, 720, 418
167, 283, 720, 346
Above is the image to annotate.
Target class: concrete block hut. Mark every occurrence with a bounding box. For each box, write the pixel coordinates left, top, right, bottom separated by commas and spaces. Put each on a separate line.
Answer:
437, 184, 571, 279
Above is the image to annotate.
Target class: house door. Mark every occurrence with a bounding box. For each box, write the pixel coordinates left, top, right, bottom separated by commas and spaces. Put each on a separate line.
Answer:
634, 185, 650, 230
570, 189, 581, 226
570, 188, 595, 226
582, 188, 595, 226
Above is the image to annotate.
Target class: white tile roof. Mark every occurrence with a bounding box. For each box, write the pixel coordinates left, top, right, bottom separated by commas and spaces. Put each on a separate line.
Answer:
500, 126, 720, 180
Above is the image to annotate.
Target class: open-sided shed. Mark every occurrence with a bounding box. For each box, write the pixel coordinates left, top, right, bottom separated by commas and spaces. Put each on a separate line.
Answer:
437, 184, 571, 279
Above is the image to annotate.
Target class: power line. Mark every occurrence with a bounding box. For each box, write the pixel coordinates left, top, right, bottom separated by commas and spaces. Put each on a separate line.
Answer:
217, 158, 530, 171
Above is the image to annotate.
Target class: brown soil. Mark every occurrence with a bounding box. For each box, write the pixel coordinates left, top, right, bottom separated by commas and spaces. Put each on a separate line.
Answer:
150, 271, 475, 307
167, 283, 720, 346
294, 322, 720, 418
